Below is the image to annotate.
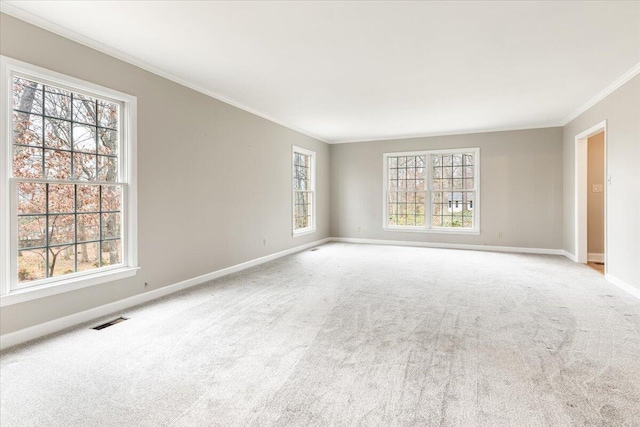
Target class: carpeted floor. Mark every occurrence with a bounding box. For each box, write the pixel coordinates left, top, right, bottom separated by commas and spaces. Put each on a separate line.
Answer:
1, 242, 639, 426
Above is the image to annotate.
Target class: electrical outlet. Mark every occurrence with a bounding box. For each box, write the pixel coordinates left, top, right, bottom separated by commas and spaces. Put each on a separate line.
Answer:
497, 232, 503, 239
263, 238, 267, 246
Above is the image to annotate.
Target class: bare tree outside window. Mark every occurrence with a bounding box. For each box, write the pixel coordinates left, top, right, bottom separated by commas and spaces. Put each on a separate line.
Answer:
384, 149, 478, 232
13, 77, 122, 283
292, 148, 315, 233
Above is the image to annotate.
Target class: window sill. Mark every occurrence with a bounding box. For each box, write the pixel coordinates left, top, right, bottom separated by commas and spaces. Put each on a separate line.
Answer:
0, 266, 140, 307
383, 226, 480, 236
293, 227, 317, 237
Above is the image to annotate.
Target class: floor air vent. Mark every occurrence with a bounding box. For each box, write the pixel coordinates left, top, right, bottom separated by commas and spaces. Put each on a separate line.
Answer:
92, 317, 128, 330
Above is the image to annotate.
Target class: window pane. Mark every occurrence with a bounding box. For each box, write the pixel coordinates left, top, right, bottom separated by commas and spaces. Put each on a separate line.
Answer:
72, 94, 97, 125
18, 182, 46, 214
48, 214, 75, 245
44, 118, 71, 150
102, 239, 122, 266
293, 155, 310, 191
98, 156, 118, 181
101, 185, 122, 212
44, 86, 71, 120
48, 184, 75, 213
78, 214, 100, 242
73, 152, 97, 180
44, 149, 72, 180
78, 242, 100, 272
73, 124, 97, 153
98, 128, 118, 156
432, 152, 474, 194
18, 216, 46, 249
101, 212, 121, 239
77, 185, 100, 212
18, 249, 46, 283
14, 146, 43, 179
48, 245, 75, 276
13, 78, 43, 114
294, 191, 311, 229
431, 191, 474, 229
13, 111, 43, 147
97, 101, 118, 129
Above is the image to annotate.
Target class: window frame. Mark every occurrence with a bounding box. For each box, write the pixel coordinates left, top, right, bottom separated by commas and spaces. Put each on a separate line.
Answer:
291, 145, 316, 236
0, 56, 138, 307
382, 147, 480, 235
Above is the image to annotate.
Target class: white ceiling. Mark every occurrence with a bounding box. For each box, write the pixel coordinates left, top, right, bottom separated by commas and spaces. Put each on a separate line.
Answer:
3, 1, 639, 143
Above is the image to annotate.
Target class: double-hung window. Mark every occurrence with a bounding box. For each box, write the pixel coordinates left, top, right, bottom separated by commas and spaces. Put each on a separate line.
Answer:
383, 148, 479, 234
292, 146, 316, 236
1, 56, 138, 305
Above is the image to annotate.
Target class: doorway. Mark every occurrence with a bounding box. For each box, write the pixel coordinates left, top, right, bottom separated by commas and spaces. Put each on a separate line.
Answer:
574, 121, 607, 273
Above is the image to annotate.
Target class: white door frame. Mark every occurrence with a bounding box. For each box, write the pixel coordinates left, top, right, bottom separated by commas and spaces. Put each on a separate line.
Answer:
574, 120, 607, 268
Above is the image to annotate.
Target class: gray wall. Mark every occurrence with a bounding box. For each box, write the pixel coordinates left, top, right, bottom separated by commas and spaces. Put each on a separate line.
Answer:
587, 132, 605, 256
0, 14, 330, 335
563, 75, 640, 290
330, 128, 564, 249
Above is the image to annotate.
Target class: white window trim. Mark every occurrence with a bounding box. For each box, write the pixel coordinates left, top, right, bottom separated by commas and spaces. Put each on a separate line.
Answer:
0, 55, 138, 307
292, 145, 316, 236
382, 147, 480, 235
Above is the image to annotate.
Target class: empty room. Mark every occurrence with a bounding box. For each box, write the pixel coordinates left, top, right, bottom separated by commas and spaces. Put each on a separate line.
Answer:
0, 1, 639, 426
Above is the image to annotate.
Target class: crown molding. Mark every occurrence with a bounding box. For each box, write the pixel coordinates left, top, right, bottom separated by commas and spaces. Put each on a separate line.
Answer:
329, 123, 563, 144
0, 3, 329, 143
561, 62, 640, 126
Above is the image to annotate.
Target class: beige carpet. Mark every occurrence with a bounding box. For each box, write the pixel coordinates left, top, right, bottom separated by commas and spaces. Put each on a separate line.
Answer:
1, 242, 639, 426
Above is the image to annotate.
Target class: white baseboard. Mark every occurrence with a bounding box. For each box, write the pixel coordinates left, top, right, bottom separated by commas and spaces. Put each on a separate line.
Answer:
605, 274, 640, 301
0, 237, 331, 350
588, 253, 604, 263
331, 237, 564, 255
563, 251, 578, 262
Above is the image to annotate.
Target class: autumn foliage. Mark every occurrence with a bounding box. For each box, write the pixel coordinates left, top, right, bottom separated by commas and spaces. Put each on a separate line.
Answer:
13, 77, 123, 283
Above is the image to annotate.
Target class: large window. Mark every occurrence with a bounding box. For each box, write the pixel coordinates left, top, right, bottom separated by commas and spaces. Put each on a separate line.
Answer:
292, 146, 316, 235
1, 56, 138, 305
383, 148, 479, 234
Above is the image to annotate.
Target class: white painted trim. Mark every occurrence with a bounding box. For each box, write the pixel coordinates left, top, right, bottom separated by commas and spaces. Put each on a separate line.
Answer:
0, 267, 139, 307
382, 148, 480, 234
563, 251, 578, 262
574, 121, 607, 268
331, 237, 564, 255
0, 3, 328, 144
0, 56, 10, 298
0, 237, 331, 350
561, 62, 640, 125
382, 226, 481, 236
331, 124, 562, 144
605, 274, 640, 301
1, 55, 139, 299
587, 253, 604, 263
